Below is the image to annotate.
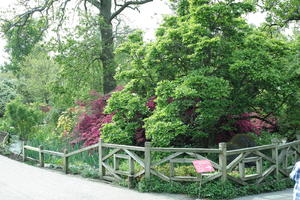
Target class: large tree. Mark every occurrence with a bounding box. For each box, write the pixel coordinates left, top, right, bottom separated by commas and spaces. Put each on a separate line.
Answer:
256, 0, 300, 26
101, 0, 300, 147
2, 0, 153, 93
1, 19, 47, 73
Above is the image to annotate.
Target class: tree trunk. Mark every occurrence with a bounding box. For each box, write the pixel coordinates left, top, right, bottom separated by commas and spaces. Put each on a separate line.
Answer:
100, 0, 116, 94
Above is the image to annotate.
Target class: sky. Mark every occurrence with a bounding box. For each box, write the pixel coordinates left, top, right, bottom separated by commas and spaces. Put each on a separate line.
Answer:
0, 0, 265, 65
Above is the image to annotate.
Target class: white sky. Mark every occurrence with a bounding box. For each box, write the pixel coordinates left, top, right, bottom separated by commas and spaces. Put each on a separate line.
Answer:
0, 0, 265, 65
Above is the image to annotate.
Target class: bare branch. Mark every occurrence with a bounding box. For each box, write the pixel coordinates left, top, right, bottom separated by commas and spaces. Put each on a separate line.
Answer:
4, 0, 58, 31
128, 5, 141, 12
57, 0, 72, 31
110, 0, 153, 22
84, 0, 88, 13
113, 16, 122, 35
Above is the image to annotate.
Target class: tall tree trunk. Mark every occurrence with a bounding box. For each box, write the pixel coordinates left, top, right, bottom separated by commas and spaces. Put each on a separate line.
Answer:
100, 0, 116, 94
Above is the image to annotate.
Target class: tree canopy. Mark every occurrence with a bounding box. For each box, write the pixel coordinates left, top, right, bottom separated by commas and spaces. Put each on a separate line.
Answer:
1, 0, 154, 93
1, 19, 47, 73
102, 0, 300, 147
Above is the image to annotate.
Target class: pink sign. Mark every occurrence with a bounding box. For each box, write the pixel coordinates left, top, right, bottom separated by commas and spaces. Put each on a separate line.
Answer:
193, 160, 215, 173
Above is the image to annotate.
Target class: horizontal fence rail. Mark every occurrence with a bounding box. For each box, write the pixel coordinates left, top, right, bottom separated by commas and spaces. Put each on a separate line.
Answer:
21, 137, 300, 187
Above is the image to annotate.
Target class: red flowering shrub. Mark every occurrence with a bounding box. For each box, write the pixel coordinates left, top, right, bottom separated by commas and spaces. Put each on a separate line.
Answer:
71, 87, 123, 146
146, 96, 156, 111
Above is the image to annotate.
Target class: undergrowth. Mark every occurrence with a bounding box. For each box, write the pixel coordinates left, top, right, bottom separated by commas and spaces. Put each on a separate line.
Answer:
137, 176, 294, 200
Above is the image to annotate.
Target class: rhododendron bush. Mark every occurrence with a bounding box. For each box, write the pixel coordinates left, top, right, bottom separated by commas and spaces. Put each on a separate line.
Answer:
101, 0, 300, 147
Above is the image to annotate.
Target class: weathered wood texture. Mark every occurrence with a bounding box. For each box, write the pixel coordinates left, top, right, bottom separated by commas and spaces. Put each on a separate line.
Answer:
63, 149, 69, 174
0, 132, 9, 147
39, 145, 44, 167
21, 137, 300, 186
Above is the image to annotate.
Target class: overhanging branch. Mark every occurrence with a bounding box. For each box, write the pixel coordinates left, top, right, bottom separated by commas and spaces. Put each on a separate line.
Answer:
3, 0, 58, 31
233, 114, 276, 127
110, 0, 153, 22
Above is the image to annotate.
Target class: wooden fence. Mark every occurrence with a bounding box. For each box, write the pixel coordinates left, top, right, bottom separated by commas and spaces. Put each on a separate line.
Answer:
22, 137, 300, 187
0, 131, 9, 148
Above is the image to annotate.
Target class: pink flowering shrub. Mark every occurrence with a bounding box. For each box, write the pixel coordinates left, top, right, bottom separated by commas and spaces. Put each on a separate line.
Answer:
216, 113, 276, 143
236, 113, 276, 135
235, 113, 261, 135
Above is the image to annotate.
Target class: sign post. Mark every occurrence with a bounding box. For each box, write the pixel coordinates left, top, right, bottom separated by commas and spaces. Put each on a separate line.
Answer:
192, 160, 215, 199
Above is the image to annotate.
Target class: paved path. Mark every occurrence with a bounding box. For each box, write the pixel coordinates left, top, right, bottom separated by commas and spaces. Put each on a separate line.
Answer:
232, 189, 293, 200
0, 155, 294, 200
0, 155, 192, 200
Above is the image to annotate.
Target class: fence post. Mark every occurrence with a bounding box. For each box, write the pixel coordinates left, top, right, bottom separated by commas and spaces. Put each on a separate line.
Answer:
39, 145, 44, 167
99, 139, 105, 180
297, 135, 300, 161
22, 141, 26, 162
272, 138, 280, 180
128, 158, 135, 188
63, 149, 69, 174
144, 142, 151, 179
219, 142, 227, 182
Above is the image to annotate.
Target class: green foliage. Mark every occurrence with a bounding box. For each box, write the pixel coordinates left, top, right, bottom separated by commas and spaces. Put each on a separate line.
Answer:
138, 176, 293, 199
0, 77, 17, 117
279, 91, 300, 140
4, 98, 43, 140
17, 46, 58, 103
69, 162, 99, 179
104, 0, 300, 146
50, 14, 104, 108
145, 72, 231, 146
256, 0, 300, 26
27, 123, 62, 148
102, 89, 149, 145
249, 131, 285, 146
1, 19, 46, 73
153, 163, 198, 177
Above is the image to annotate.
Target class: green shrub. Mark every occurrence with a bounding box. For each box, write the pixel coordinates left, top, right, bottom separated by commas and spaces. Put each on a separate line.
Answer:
4, 98, 43, 140
0, 78, 17, 117
102, 90, 149, 145
69, 162, 99, 179
250, 131, 285, 146
138, 176, 293, 200
0, 118, 15, 133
